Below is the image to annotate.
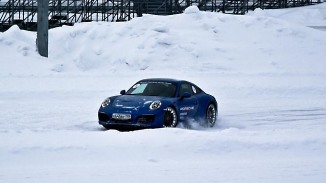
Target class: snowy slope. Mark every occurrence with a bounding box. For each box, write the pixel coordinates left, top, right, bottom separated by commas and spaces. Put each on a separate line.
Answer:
248, 2, 326, 26
1, 4, 326, 183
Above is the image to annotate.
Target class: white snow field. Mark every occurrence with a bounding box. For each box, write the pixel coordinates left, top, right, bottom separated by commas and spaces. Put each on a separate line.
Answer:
1, 3, 326, 183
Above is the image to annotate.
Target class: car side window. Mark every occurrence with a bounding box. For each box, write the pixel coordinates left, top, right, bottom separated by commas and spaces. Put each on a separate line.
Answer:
192, 85, 202, 95
179, 83, 194, 96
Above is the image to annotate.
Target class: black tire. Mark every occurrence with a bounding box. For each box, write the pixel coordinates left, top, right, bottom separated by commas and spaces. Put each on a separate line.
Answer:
163, 107, 178, 127
206, 104, 217, 127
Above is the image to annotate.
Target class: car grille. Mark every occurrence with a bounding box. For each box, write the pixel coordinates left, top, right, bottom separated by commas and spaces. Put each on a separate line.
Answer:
110, 119, 133, 123
137, 115, 155, 124
98, 112, 110, 122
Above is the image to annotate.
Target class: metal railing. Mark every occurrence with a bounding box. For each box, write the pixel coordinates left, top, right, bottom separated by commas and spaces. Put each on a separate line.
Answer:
0, 0, 323, 31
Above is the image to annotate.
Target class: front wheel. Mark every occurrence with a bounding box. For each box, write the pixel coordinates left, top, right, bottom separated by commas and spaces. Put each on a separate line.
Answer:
206, 104, 217, 127
163, 107, 178, 127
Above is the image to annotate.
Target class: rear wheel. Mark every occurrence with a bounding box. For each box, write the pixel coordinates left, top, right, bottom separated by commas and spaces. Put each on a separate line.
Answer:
206, 104, 217, 127
163, 107, 178, 127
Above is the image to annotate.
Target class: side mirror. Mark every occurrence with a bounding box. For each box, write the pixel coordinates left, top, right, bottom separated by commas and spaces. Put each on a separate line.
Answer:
120, 90, 126, 95
180, 92, 191, 100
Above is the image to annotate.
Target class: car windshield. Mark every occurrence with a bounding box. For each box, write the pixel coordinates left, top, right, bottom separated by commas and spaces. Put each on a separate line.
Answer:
126, 81, 177, 97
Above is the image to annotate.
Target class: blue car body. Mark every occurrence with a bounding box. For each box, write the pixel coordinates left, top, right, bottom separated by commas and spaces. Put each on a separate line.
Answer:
98, 78, 218, 129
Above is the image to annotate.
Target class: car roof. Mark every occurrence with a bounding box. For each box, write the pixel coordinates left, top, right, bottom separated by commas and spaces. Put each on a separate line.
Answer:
138, 78, 187, 83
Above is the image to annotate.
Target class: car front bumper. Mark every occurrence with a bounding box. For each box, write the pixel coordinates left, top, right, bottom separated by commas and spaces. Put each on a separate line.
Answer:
98, 110, 165, 129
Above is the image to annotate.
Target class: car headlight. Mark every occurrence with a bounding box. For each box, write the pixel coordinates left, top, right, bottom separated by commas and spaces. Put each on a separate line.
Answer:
149, 101, 161, 110
101, 98, 111, 108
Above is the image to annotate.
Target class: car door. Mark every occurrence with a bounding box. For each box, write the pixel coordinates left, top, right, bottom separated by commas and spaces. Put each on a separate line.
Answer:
177, 82, 199, 121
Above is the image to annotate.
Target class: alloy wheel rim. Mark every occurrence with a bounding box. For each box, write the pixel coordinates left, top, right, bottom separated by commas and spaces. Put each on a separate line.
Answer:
164, 107, 177, 127
207, 104, 216, 126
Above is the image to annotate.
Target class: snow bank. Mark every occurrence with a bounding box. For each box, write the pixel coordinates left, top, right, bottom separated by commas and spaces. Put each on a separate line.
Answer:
249, 3, 326, 26
1, 4, 326, 75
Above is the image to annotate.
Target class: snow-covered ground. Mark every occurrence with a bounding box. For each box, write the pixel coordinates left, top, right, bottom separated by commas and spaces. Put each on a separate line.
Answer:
1, 3, 326, 183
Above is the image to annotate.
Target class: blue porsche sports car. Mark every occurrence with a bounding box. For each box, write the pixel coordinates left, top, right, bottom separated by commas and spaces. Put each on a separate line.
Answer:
98, 78, 218, 129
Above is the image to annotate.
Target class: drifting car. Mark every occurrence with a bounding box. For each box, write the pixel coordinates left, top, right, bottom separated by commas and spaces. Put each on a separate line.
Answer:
98, 78, 218, 130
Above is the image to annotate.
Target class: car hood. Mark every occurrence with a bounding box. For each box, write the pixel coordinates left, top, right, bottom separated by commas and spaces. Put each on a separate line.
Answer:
112, 95, 163, 109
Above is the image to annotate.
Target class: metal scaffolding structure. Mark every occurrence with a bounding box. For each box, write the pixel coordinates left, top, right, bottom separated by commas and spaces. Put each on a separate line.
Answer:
0, 0, 323, 32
